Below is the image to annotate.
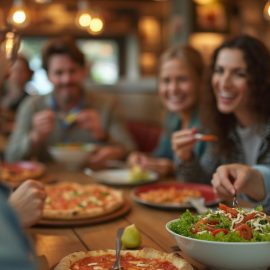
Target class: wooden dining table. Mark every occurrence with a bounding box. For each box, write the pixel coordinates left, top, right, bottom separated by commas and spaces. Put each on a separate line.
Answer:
27, 164, 212, 270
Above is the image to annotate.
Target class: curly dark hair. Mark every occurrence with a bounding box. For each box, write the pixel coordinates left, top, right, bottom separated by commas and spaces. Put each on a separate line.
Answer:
42, 36, 85, 71
201, 35, 270, 156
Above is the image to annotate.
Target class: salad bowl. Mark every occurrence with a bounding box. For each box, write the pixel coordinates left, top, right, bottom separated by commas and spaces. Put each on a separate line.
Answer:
166, 205, 270, 270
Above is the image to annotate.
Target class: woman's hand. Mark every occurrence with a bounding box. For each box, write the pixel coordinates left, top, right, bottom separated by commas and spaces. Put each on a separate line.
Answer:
128, 152, 175, 177
9, 180, 46, 227
172, 128, 196, 162
211, 164, 266, 202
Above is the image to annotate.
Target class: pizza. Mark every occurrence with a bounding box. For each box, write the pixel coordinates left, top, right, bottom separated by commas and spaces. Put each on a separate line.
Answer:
0, 161, 45, 184
139, 186, 201, 204
55, 248, 193, 270
43, 182, 124, 220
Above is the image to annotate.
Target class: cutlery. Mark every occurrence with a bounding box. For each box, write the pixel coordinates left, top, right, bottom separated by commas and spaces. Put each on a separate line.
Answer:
194, 133, 218, 142
84, 168, 94, 176
188, 197, 208, 214
232, 194, 238, 208
111, 228, 124, 270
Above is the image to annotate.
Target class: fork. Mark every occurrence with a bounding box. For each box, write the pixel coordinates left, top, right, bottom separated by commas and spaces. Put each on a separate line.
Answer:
188, 197, 208, 214
111, 228, 124, 270
232, 194, 239, 208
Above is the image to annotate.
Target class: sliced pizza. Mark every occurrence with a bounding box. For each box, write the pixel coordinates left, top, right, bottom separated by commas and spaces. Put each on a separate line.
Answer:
139, 187, 201, 204
55, 248, 193, 270
0, 161, 45, 184
43, 182, 124, 220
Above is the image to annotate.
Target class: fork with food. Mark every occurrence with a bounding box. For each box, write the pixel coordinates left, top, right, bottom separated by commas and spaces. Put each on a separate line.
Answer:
172, 128, 217, 162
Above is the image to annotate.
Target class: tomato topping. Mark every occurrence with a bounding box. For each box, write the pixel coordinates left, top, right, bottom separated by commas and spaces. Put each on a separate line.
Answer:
242, 212, 257, 223
219, 203, 238, 217
212, 228, 229, 236
234, 224, 253, 240
192, 219, 207, 233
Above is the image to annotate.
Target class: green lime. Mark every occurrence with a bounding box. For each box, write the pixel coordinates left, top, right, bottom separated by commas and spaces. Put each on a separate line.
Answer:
121, 224, 141, 249
128, 165, 150, 182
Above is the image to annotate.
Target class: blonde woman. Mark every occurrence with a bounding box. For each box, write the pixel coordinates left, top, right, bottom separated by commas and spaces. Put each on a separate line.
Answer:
128, 44, 206, 177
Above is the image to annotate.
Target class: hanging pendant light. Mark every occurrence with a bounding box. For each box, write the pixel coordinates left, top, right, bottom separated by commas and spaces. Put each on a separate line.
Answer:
87, 16, 104, 34
263, 0, 270, 20
8, 0, 30, 28
76, 0, 92, 29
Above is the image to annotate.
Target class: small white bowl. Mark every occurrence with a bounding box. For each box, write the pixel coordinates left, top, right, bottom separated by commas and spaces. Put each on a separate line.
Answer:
49, 143, 96, 170
166, 219, 270, 270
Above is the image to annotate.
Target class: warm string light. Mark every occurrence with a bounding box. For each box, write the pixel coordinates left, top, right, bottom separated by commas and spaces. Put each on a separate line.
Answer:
264, 0, 270, 20
35, 0, 51, 3
88, 17, 104, 34
193, 0, 214, 5
76, 0, 92, 29
8, 0, 30, 27
76, 0, 104, 34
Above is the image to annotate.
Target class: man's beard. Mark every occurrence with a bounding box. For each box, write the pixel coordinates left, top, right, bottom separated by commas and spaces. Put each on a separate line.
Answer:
56, 84, 81, 108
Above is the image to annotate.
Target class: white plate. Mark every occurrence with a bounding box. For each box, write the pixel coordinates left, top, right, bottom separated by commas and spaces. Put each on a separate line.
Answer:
87, 169, 159, 186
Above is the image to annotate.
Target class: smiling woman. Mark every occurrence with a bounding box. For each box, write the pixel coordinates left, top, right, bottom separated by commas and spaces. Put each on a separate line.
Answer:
127, 44, 206, 177
173, 35, 270, 209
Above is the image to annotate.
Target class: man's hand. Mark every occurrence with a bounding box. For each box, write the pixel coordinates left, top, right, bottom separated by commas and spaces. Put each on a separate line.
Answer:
76, 109, 107, 140
30, 110, 55, 145
9, 180, 46, 227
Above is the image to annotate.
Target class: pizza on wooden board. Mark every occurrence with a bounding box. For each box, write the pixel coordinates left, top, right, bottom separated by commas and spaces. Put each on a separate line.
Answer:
43, 182, 124, 220
0, 161, 45, 184
55, 248, 193, 270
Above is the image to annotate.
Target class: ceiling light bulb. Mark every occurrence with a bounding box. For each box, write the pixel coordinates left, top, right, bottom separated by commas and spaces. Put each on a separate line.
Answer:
78, 13, 92, 27
88, 17, 104, 34
264, 0, 270, 20
35, 0, 51, 3
193, 0, 214, 5
8, 0, 30, 27
12, 10, 26, 24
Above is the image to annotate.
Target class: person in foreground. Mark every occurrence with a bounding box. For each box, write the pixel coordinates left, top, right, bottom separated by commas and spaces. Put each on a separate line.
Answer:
0, 46, 38, 269
5, 36, 135, 169
172, 35, 270, 206
128, 44, 206, 177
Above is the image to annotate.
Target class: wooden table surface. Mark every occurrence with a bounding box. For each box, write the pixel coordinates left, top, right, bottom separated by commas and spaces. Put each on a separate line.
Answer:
28, 164, 208, 270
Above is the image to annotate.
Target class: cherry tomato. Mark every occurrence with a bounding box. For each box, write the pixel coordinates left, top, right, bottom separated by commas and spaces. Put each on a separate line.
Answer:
234, 224, 253, 240
219, 203, 238, 217
212, 228, 229, 236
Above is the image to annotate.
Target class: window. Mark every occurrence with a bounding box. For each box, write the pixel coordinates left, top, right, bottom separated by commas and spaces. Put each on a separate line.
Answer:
20, 37, 120, 95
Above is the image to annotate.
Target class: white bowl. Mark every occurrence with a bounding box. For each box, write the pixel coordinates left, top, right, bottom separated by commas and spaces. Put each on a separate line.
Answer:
49, 143, 96, 170
166, 219, 270, 270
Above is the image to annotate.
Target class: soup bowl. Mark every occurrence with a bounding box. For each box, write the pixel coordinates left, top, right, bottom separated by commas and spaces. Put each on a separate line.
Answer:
49, 143, 96, 170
